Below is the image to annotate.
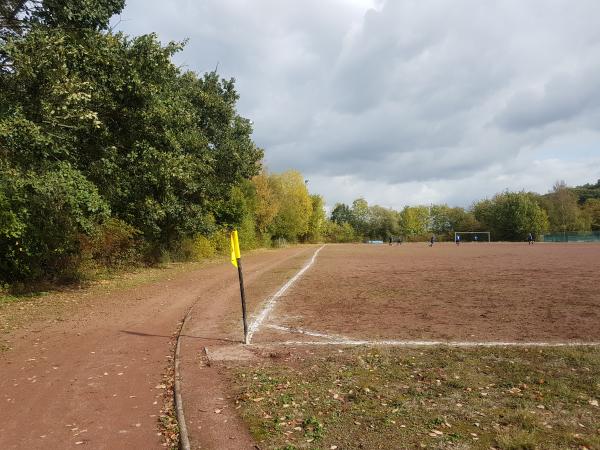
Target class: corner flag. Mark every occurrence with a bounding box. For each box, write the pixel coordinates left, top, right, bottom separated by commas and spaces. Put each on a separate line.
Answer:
230, 230, 241, 267
230, 229, 248, 344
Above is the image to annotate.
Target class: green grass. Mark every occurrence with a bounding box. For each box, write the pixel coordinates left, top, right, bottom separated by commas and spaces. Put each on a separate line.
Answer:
231, 346, 600, 449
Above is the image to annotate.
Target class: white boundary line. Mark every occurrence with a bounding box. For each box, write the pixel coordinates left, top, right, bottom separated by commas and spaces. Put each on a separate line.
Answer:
265, 324, 600, 347
272, 340, 600, 347
246, 245, 325, 343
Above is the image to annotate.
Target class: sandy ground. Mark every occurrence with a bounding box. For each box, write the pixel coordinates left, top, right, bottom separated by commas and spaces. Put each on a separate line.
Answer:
256, 243, 600, 344
0, 245, 317, 450
2, 242, 598, 449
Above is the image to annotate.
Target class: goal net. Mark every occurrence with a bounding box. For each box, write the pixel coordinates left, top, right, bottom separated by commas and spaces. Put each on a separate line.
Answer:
454, 231, 491, 242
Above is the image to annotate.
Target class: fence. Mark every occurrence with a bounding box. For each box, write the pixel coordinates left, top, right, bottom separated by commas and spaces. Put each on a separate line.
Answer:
542, 231, 600, 242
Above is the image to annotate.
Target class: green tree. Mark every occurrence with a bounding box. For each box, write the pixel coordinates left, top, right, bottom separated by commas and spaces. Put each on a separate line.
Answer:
305, 194, 326, 243
0, 1, 263, 281
399, 206, 429, 239
323, 220, 357, 243
543, 181, 590, 233
0, 162, 110, 281
368, 205, 399, 240
583, 198, 600, 231
473, 191, 549, 241
251, 172, 279, 237
429, 205, 452, 236
268, 170, 312, 242
330, 203, 352, 224
572, 179, 600, 204
350, 198, 370, 238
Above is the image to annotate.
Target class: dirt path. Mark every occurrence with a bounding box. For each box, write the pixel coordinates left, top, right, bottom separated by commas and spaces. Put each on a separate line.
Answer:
0, 246, 315, 449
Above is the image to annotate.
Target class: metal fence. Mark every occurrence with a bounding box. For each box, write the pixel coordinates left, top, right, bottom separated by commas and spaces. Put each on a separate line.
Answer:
542, 231, 600, 242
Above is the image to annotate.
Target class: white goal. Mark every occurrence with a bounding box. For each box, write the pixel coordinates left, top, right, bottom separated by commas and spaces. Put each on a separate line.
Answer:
454, 231, 491, 242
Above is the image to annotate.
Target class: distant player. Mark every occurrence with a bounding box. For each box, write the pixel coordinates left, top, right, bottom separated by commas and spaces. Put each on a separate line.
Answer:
474, 235, 479, 243
527, 232, 534, 245
389, 236, 393, 246
455, 234, 461, 246
429, 235, 435, 247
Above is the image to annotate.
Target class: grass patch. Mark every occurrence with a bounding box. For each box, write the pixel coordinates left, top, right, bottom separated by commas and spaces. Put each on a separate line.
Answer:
231, 346, 600, 449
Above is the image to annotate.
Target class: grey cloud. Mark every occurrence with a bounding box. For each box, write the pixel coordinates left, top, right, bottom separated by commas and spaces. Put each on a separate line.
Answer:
118, 0, 600, 208
496, 68, 600, 131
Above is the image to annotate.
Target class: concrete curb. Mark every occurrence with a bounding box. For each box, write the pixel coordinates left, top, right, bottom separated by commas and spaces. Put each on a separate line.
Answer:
174, 308, 193, 450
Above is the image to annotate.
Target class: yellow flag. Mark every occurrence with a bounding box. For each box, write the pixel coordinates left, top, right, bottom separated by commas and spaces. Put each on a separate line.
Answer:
233, 230, 241, 258
230, 230, 241, 267
230, 232, 238, 267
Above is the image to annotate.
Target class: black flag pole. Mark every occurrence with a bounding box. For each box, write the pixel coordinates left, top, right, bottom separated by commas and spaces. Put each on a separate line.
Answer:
230, 230, 249, 344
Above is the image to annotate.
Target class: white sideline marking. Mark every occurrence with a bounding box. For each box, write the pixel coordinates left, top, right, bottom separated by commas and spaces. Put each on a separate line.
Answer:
272, 340, 600, 347
266, 324, 600, 347
246, 245, 325, 343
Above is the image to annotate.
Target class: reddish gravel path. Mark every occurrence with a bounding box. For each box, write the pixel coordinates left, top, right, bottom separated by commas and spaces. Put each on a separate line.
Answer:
0, 246, 316, 449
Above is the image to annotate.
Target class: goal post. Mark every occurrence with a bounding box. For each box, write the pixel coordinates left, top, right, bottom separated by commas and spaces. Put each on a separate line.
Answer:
454, 231, 491, 242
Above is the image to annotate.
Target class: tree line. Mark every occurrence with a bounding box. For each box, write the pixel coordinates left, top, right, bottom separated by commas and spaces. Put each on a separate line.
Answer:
326, 180, 600, 243
0, 1, 329, 285
1, 2, 598, 286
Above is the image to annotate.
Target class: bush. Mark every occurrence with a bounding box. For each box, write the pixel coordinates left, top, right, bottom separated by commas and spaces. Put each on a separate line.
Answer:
0, 163, 110, 283
323, 221, 358, 243
81, 218, 140, 268
209, 229, 230, 255
238, 215, 258, 250
192, 235, 216, 259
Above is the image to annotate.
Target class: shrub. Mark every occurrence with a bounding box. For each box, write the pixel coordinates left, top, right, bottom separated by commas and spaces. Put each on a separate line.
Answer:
209, 229, 230, 255
0, 163, 110, 283
81, 218, 140, 268
193, 235, 216, 259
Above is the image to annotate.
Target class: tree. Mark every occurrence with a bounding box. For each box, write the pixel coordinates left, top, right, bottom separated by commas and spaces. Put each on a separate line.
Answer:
0, 1, 264, 281
1, 0, 126, 72
399, 206, 429, 239
473, 191, 549, 241
572, 179, 600, 204
323, 220, 357, 243
447, 207, 480, 234
0, 162, 110, 281
368, 205, 399, 240
251, 172, 279, 236
1, 25, 262, 246
350, 198, 370, 237
429, 205, 453, 236
268, 170, 312, 241
330, 203, 352, 225
583, 198, 600, 231
305, 194, 326, 243
543, 181, 590, 233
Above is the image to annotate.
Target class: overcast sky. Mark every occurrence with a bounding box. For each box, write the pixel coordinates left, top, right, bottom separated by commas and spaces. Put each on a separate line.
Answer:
117, 0, 600, 209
